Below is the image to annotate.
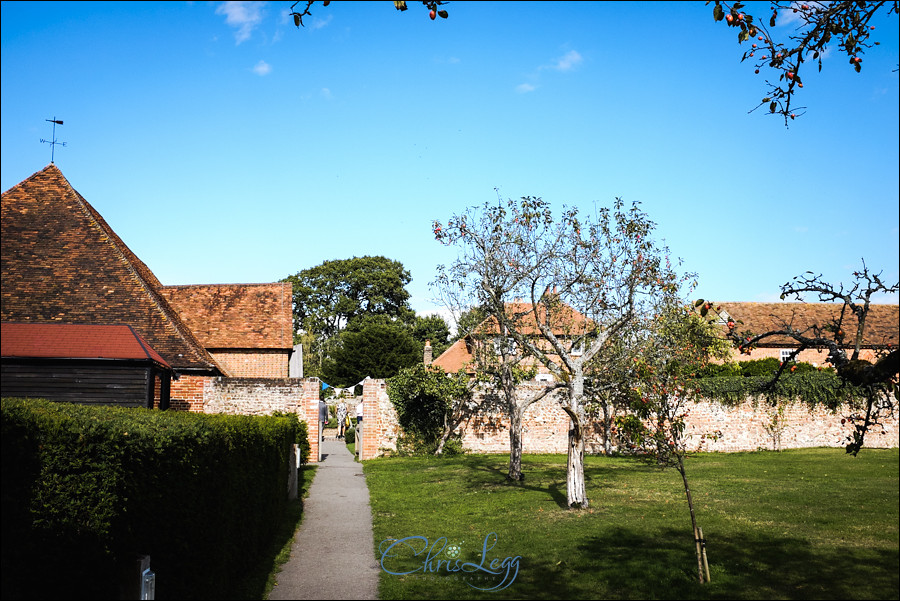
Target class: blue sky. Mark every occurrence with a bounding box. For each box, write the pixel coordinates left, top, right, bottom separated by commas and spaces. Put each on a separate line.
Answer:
3, 1, 898, 321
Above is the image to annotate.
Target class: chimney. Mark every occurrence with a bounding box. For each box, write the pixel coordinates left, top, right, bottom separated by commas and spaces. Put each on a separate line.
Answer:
424, 339, 433, 366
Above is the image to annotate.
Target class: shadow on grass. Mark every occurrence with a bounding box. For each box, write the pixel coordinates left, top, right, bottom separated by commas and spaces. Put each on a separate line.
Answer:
461, 454, 632, 509
555, 526, 900, 600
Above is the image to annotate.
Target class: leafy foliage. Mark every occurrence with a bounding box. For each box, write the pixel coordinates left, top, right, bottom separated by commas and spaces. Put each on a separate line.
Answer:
411, 313, 452, 358
284, 256, 416, 378
711, 1, 899, 125
387, 363, 472, 454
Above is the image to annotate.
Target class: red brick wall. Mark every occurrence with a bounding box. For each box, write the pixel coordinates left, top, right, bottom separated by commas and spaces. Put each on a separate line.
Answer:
169, 375, 208, 412
730, 345, 882, 366
209, 349, 290, 378
360, 378, 396, 460
201, 376, 323, 462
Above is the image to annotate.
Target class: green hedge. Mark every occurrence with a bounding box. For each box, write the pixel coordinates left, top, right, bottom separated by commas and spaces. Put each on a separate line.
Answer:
695, 357, 830, 379
694, 366, 864, 409
1, 398, 299, 600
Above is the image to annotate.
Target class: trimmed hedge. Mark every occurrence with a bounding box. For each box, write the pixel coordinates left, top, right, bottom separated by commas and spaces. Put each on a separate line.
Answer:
1, 398, 299, 600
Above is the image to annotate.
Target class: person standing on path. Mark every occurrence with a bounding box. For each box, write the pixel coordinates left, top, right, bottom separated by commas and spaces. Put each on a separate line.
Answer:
336, 401, 348, 439
319, 399, 328, 442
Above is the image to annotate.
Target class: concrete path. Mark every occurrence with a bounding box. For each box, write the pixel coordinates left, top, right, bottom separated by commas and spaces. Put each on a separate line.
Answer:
269, 438, 380, 600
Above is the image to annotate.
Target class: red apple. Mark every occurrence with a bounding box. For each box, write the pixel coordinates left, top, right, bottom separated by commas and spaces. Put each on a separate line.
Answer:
429, 9, 436, 20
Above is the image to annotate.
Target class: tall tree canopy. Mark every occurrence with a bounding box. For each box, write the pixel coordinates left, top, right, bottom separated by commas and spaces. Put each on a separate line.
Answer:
284, 256, 416, 376
434, 196, 682, 508
321, 322, 421, 387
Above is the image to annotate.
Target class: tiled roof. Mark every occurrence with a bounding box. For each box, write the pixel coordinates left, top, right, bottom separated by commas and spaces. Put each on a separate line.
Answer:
160, 282, 293, 349
1, 165, 225, 374
718, 302, 899, 347
495, 302, 593, 335
431, 338, 474, 374
1, 322, 170, 368
431, 301, 591, 373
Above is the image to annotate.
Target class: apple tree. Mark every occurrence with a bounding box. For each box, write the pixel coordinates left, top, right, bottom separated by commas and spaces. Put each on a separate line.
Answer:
433, 202, 564, 481
434, 196, 682, 508
711, 0, 899, 125
615, 295, 732, 583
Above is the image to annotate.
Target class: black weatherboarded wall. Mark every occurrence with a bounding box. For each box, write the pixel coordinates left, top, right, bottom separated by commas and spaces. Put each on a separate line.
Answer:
1, 359, 160, 408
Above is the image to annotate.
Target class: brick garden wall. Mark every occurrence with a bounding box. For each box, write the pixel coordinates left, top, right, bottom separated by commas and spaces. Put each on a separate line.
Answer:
203, 377, 323, 462
169, 375, 208, 412
167, 375, 324, 461
359, 379, 899, 458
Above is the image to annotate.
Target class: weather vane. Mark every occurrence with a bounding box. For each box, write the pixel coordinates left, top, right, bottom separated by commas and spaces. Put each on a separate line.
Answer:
41, 117, 66, 163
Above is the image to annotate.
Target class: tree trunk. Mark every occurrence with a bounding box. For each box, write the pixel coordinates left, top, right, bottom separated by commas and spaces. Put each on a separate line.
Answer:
601, 396, 614, 455
507, 406, 524, 481
435, 411, 453, 455
566, 417, 588, 508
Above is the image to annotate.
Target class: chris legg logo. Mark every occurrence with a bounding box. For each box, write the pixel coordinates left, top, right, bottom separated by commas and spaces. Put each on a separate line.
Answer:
379, 532, 521, 591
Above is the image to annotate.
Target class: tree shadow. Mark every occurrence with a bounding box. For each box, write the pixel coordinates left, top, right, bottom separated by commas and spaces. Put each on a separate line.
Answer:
458, 455, 629, 510
563, 525, 899, 599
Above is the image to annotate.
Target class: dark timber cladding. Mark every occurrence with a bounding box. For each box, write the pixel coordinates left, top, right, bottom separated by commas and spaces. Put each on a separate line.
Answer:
1, 361, 158, 408
1, 322, 172, 408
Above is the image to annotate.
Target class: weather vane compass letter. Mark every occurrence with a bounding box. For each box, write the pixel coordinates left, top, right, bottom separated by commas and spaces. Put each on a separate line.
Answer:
41, 117, 66, 163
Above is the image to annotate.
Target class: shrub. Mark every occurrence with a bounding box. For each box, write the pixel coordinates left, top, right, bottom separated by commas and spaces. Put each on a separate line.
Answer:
395, 432, 465, 457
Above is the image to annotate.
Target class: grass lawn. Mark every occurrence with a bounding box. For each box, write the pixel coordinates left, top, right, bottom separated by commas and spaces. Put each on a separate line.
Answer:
363, 448, 899, 600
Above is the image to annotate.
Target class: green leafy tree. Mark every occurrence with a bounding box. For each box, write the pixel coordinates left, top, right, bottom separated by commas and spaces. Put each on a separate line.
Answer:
711, 1, 899, 125
435, 196, 681, 508
411, 314, 452, 358
452, 306, 489, 343
320, 321, 420, 387
387, 363, 473, 455
284, 256, 415, 377
615, 295, 732, 584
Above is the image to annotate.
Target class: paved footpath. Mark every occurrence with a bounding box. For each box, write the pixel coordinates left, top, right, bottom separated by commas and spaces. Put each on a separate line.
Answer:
269, 438, 381, 600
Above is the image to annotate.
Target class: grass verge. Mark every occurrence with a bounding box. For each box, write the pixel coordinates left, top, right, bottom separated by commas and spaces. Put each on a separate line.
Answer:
364, 448, 898, 600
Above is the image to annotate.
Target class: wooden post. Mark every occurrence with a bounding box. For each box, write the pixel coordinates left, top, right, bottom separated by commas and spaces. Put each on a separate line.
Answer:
699, 526, 711, 583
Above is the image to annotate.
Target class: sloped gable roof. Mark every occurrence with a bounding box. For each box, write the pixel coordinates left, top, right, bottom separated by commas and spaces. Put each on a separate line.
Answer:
431, 337, 473, 374
718, 302, 899, 347
160, 282, 293, 350
1, 165, 225, 374
2, 322, 170, 368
